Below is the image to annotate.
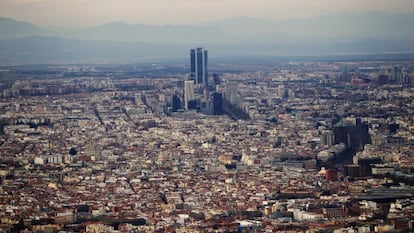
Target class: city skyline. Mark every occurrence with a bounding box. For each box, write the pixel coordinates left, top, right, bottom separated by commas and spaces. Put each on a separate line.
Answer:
1, 0, 414, 27
1, 1, 414, 232
1, 60, 413, 232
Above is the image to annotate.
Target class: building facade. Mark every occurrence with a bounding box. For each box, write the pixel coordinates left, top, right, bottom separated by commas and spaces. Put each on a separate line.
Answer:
184, 80, 195, 110
191, 48, 208, 87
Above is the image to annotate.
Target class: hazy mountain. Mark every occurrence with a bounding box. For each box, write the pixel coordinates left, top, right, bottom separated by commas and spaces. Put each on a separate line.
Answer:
206, 12, 414, 41
4, 12, 413, 43
0, 17, 43, 39
82, 22, 233, 43
0, 12, 413, 65
48, 12, 414, 43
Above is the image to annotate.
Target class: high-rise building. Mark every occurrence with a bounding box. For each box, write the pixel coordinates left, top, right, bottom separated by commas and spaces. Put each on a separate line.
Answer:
212, 92, 223, 115
191, 48, 208, 87
184, 80, 195, 110
171, 94, 181, 112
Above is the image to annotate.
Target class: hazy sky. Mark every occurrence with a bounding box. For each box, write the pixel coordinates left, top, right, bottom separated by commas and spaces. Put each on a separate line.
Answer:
1, 0, 414, 26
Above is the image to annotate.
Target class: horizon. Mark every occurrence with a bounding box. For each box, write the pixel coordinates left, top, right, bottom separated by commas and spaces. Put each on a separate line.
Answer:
2, 10, 414, 28
1, 3, 414, 66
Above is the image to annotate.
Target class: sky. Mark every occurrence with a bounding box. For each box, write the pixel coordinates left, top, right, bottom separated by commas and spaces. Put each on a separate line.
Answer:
1, 0, 414, 27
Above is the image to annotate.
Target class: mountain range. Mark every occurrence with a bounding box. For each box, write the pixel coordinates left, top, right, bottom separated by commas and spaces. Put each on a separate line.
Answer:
1, 12, 414, 65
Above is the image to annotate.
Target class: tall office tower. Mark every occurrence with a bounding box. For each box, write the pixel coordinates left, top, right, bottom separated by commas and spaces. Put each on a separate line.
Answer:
190, 48, 208, 87
171, 94, 181, 112
184, 80, 195, 110
211, 92, 223, 115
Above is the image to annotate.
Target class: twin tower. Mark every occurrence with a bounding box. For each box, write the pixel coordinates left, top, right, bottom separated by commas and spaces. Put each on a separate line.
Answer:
190, 47, 208, 87
184, 48, 208, 110
183, 47, 223, 114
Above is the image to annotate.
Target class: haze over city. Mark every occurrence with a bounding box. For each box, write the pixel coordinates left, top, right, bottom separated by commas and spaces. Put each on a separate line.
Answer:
1, 0, 414, 64
1, 1, 414, 233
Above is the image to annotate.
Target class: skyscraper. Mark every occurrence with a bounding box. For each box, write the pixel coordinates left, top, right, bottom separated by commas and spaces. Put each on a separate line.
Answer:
184, 80, 195, 110
171, 94, 181, 112
211, 92, 223, 115
190, 48, 208, 87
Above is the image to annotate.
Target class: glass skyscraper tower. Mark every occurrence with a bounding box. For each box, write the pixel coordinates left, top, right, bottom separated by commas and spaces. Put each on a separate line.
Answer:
190, 48, 208, 87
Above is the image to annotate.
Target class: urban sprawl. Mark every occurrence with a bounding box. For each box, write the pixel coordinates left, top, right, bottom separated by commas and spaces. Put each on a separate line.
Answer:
0, 54, 414, 233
